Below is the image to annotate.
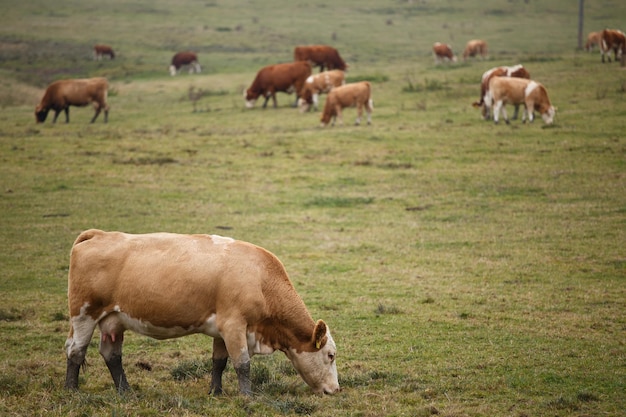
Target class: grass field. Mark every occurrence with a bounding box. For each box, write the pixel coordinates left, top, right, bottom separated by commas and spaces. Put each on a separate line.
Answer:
1, 1, 625, 416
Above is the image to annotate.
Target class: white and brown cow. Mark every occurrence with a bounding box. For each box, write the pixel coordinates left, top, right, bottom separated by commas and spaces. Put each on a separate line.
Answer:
294, 45, 348, 72
585, 31, 602, 52
297, 70, 346, 112
169, 51, 201, 76
93, 44, 115, 60
64, 229, 340, 396
600, 29, 625, 63
244, 61, 312, 108
320, 81, 372, 127
487, 76, 555, 125
35, 77, 109, 123
473, 64, 531, 120
463, 39, 488, 61
432, 42, 457, 64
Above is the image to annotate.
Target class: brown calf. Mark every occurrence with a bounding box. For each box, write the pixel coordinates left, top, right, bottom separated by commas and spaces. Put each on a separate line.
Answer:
297, 70, 346, 112
320, 81, 373, 127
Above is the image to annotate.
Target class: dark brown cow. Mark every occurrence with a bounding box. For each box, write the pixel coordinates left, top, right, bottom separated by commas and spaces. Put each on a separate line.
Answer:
64, 230, 339, 396
432, 42, 457, 64
170, 51, 201, 76
35, 78, 109, 123
294, 45, 347, 72
473, 64, 531, 120
244, 61, 312, 108
93, 44, 115, 60
600, 29, 626, 63
463, 40, 488, 61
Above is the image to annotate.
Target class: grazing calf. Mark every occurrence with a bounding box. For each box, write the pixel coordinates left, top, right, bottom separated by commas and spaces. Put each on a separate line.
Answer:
463, 39, 488, 61
64, 229, 340, 396
244, 61, 312, 108
294, 45, 348, 72
600, 29, 625, 63
432, 42, 457, 64
169, 51, 201, 76
297, 70, 346, 112
93, 44, 115, 60
320, 81, 373, 127
35, 77, 109, 123
488, 77, 555, 125
585, 31, 602, 52
473, 64, 531, 120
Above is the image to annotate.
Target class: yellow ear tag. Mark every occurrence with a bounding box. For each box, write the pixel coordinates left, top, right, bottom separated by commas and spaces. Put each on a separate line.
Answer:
315, 340, 321, 349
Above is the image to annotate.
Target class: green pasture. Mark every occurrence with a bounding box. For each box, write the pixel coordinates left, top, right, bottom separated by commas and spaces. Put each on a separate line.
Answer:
1, 0, 625, 416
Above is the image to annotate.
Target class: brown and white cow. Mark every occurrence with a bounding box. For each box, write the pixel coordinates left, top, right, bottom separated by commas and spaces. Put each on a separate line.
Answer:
244, 61, 312, 109
432, 42, 457, 64
473, 64, 531, 120
585, 31, 602, 52
320, 81, 372, 127
487, 76, 555, 125
35, 77, 109, 123
294, 45, 348, 72
64, 229, 340, 396
463, 39, 488, 61
600, 29, 626, 63
93, 44, 115, 60
169, 51, 201, 76
297, 70, 346, 112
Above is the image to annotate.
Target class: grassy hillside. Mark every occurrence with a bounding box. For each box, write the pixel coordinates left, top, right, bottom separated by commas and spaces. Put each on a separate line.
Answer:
1, 1, 625, 416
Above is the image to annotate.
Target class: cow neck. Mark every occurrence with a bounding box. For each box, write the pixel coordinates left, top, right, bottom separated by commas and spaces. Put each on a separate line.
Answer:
258, 264, 316, 353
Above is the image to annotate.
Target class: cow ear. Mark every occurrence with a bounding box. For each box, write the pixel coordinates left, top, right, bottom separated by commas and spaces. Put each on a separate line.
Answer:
313, 319, 328, 350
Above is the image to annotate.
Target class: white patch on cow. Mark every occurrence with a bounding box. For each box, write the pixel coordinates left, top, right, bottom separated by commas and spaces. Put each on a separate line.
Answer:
210, 234, 234, 245
525, 81, 539, 97
305, 75, 314, 84
247, 331, 275, 355
104, 311, 221, 340
506, 64, 523, 76
66, 302, 97, 358
169, 65, 177, 76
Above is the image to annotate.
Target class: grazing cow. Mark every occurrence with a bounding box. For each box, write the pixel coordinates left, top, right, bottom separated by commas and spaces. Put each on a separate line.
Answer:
244, 61, 312, 109
600, 29, 626, 63
488, 76, 555, 125
585, 31, 602, 52
293, 45, 348, 72
472, 64, 531, 120
93, 44, 115, 60
432, 42, 457, 64
320, 81, 373, 127
297, 70, 346, 112
35, 77, 109, 123
463, 39, 488, 61
169, 51, 201, 76
64, 229, 340, 396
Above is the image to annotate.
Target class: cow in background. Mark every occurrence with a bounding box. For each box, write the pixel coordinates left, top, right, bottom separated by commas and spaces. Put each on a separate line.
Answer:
463, 40, 488, 61
473, 64, 531, 120
93, 44, 115, 60
244, 61, 312, 108
320, 82, 373, 127
297, 70, 345, 112
432, 42, 457, 64
585, 31, 602, 52
487, 77, 555, 125
600, 29, 625, 63
294, 45, 348, 72
35, 78, 109, 123
170, 51, 201, 76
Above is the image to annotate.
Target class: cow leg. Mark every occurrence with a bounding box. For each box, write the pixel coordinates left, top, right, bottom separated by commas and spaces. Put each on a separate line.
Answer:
366, 101, 373, 125
313, 93, 319, 111
501, 106, 510, 124
90, 107, 102, 123
335, 105, 343, 126
355, 104, 362, 126
99, 316, 130, 393
493, 101, 502, 124
210, 338, 229, 395
221, 325, 252, 395
65, 314, 98, 390
512, 104, 520, 120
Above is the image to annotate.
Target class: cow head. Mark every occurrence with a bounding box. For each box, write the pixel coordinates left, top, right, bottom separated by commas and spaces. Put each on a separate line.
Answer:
285, 320, 339, 394
244, 89, 257, 108
35, 105, 49, 123
542, 106, 556, 125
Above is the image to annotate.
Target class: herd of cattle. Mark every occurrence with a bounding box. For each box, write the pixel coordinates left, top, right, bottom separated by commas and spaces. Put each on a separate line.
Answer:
34, 30, 624, 128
